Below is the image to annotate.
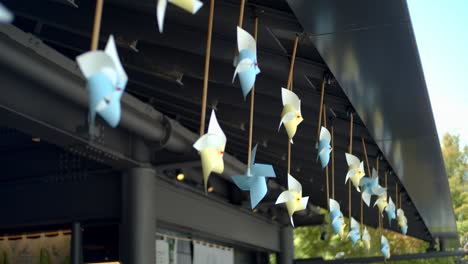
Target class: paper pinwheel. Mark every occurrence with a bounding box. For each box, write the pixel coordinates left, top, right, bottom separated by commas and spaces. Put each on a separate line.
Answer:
362, 227, 371, 251
0, 3, 13, 23
157, 0, 203, 32
381, 235, 391, 260
397, 208, 408, 235
385, 196, 396, 225
345, 153, 366, 192
276, 174, 309, 227
279, 88, 303, 142
359, 168, 386, 206
347, 217, 361, 246
232, 27, 260, 99
76, 36, 128, 131
317, 126, 332, 168
329, 199, 346, 238
374, 191, 389, 216
193, 110, 227, 193
232, 144, 276, 209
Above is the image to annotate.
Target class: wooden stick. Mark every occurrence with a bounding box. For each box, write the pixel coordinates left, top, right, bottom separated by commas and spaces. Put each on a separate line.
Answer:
360, 194, 363, 232
199, 0, 215, 136
361, 138, 371, 176
385, 171, 388, 189
348, 114, 354, 153
331, 125, 335, 199
323, 104, 329, 209
287, 35, 299, 90
376, 158, 382, 234
396, 183, 399, 208
316, 78, 326, 142
286, 35, 299, 175
348, 113, 354, 223
287, 141, 291, 175
238, 0, 246, 28
246, 17, 259, 168
91, 0, 104, 51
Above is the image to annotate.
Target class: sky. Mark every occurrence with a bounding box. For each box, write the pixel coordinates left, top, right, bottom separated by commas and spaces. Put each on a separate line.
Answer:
407, 0, 468, 146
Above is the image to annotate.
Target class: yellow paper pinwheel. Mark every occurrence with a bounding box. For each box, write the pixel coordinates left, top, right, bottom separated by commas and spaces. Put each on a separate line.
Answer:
157, 0, 203, 32
275, 174, 309, 226
374, 191, 389, 216
279, 88, 303, 142
193, 110, 226, 192
345, 153, 366, 191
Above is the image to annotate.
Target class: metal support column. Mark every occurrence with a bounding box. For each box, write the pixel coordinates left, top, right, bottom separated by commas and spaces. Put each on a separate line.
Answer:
120, 167, 156, 264
71, 221, 83, 264
278, 226, 294, 264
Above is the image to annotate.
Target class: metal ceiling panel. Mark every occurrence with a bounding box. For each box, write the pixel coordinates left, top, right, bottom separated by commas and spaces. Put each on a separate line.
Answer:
286, 0, 458, 242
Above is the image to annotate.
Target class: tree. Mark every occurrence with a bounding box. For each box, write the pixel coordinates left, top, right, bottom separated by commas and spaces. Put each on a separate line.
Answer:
441, 133, 468, 247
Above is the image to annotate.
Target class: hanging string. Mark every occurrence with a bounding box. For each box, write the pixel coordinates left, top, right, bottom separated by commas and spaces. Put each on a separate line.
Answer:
246, 17, 259, 168
199, 0, 215, 136
348, 113, 354, 222
286, 35, 299, 175
323, 104, 329, 209
396, 182, 399, 209
316, 78, 326, 143
361, 138, 371, 232
399, 192, 402, 209
331, 125, 335, 199
237, 0, 246, 28
376, 158, 382, 235
91, 0, 104, 50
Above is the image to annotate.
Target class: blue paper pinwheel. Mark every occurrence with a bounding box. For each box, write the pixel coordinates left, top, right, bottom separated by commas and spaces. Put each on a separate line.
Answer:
359, 168, 386, 206
232, 144, 276, 209
385, 196, 396, 225
317, 126, 332, 168
347, 217, 360, 246
381, 235, 391, 260
0, 3, 13, 23
233, 27, 260, 99
76, 36, 128, 132
329, 199, 345, 238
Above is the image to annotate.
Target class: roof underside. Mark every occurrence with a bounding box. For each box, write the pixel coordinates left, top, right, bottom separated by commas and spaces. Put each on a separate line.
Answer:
1, 0, 456, 243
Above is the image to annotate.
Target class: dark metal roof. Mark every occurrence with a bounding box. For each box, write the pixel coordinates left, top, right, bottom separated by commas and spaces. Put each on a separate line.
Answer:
286, 0, 458, 243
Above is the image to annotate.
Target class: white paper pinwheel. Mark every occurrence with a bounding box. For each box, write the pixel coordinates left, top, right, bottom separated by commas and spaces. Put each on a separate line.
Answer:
317, 126, 332, 168
397, 208, 408, 235
347, 217, 361, 246
359, 168, 386, 206
374, 191, 389, 216
0, 3, 13, 23
76, 35, 128, 132
279, 88, 303, 142
232, 144, 276, 209
362, 227, 371, 251
276, 174, 309, 227
232, 27, 260, 99
345, 153, 366, 192
385, 196, 396, 225
193, 110, 226, 193
381, 235, 391, 260
329, 199, 346, 238
157, 0, 203, 32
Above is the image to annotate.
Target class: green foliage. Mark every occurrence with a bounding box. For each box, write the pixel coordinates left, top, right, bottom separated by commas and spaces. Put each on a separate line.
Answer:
40, 248, 51, 264
441, 133, 468, 247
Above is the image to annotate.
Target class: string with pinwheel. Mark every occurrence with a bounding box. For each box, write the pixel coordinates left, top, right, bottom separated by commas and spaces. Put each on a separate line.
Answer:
276, 35, 309, 227
192, 0, 227, 194
75, 0, 129, 136
232, 16, 276, 209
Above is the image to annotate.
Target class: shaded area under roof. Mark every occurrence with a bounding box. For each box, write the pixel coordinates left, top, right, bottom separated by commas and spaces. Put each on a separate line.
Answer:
286, 0, 458, 243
